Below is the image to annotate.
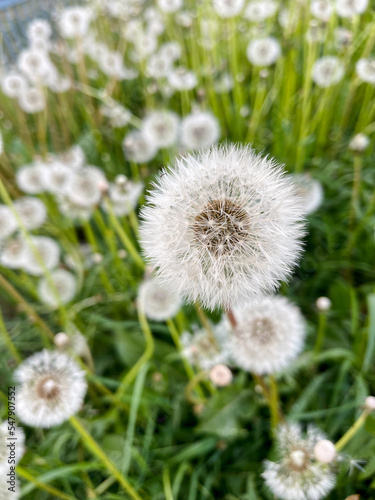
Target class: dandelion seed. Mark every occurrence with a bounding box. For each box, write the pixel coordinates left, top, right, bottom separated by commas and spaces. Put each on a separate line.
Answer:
38, 269, 77, 307
246, 37, 281, 67
312, 56, 344, 87
140, 144, 305, 310
14, 350, 87, 428
227, 295, 305, 375
262, 423, 336, 500
137, 276, 182, 321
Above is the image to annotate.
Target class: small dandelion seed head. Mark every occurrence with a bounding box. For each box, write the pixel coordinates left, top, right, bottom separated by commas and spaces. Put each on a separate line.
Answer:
292, 174, 323, 214
349, 132, 370, 152
137, 276, 182, 321
38, 269, 77, 308
14, 196, 47, 230
209, 364, 233, 386
316, 296, 331, 311
365, 396, 375, 411
246, 37, 281, 67
314, 440, 337, 463
14, 350, 87, 428
227, 295, 306, 375
312, 56, 344, 88
336, 0, 368, 18
180, 111, 220, 151
262, 423, 336, 500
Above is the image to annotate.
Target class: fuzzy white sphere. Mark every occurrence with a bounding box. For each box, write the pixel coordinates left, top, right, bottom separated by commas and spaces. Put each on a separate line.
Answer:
142, 110, 180, 148
365, 396, 375, 411
316, 296, 331, 312
336, 0, 368, 18
209, 364, 233, 386
38, 269, 77, 308
180, 111, 220, 151
292, 174, 323, 215
138, 276, 182, 321
213, 0, 245, 18
14, 196, 47, 230
246, 37, 281, 67
140, 144, 305, 311
228, 295, 306, 375
14, 350, 87, 428
0, 205, 18, 240
22, 236, 60, 276
356, 58, 375, 84
312, 56, 344, 88
314, 439, 336, 463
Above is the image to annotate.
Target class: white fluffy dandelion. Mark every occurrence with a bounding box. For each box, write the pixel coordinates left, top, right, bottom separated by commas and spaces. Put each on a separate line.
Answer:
311, 0, 334, 21
137, 276, 182, 321
0, 205, 17, 240
63, 167, 106, 207
26, 18, 52, 41
336, 0, 368, 17
14, 350, 87, 428
58, 7, 94, 38
16, 163, 46, 194
227, 295, 305, 375
262, 423, 336, 500
180, 111, 220, 151
38, 269, 77, 307
244, 0, 278, 21
142, 110, 180, 148
140, 144, 305, 310
168, 67, 198, 91
292, 174, 323, 214
22, 236, 60, 276
0, 237, 27, 269
1, 73, 28, 98
13, 196, 47, 230
181, 323, 230, 370
356, 58, 375, 84
104, 176, 143, 216
123, 130, 158, 163
246, 37, 281, 67
213, 0, 245, 18
18, 87, 46, 113
349, 133, 370, 152
312, 56, 344, 87
43, 161, 72, 194
157, 0, 183, 13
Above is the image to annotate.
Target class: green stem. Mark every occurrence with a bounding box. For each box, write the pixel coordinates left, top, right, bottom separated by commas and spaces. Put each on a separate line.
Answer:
314, 312, 327, 354
17, 467, 76, 500
335, 409, 370, 451
0, 307, 22, 363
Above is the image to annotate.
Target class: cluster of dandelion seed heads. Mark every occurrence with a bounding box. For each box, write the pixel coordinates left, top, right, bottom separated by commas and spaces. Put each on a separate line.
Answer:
140, 144, 305, 310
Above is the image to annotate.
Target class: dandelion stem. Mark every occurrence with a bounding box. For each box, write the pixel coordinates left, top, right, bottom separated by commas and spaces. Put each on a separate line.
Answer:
69, 416, 143, 500
314, 312, 327, 354
335, 409, 371, 451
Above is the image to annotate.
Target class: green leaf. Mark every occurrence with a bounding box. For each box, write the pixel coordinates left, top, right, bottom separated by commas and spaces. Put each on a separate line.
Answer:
363, 293, 375, 372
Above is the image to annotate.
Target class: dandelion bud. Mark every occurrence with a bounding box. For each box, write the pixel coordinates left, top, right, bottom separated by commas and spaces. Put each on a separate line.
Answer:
54, 332, 70, 349
316, 296, 331, 312
314, 439, 336, 463
92, 253, 103, 264
365, 396, 375, 411
117, 249, 127, 259
209, 364, 233, 387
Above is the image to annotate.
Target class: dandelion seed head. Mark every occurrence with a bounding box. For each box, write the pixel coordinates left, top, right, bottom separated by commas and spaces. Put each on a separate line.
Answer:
58, 7, 94, 38
14, 350, 87, 428
14, 196, 47, 230
315, 296, 331, 311
213, 0, 245, 18
246, 37, 281, 67
1, 73, 28, 98
209, 364, 233, 386
262, 423, 336, 500
336, 0, 368, 18
22, 236, 60, 276
292, 174, 323, 214
365, 396, 375, 411
244, 0, 278, 21
180, 111, 220, 150
140, 144, 305, 310
312, 56, 344, 87
168, 67, 198, 91
18, 87, 46, 113
157, 0, 183, 14
27, 18, 52, 41
38, 269, 77, 308
314, 440, 337, 463
356, 58, 375, 84
227, 295, 306, 375
311, 0, 333, 21
142, 110, 180, 148
137, 276, 182, 321
16, 163, 46, 194
349, 133, 370, 152
123, 130, 158, 163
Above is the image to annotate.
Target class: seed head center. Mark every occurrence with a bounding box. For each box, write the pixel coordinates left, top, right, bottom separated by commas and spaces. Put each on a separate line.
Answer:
193, 199, 249, 255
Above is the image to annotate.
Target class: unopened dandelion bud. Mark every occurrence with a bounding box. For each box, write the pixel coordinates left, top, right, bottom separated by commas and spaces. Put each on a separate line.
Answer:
314, 439, 337, 463
316, 296, 331, 312
209, 364, 233, 387
54, 332, 70, 349
365, 396, 375, 411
